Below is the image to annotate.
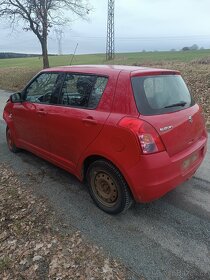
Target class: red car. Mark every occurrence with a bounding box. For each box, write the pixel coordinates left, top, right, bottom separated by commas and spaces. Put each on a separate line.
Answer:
3, 65, 208, 214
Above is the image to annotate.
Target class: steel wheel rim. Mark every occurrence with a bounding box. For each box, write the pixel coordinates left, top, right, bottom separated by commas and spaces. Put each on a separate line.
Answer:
91, 171, 119, 208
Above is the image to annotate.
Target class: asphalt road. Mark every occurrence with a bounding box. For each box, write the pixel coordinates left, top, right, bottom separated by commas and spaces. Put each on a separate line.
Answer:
0, 89, 210, 280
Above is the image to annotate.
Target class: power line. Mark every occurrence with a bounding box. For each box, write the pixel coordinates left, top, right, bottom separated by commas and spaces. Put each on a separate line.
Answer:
67, 34, 210, 40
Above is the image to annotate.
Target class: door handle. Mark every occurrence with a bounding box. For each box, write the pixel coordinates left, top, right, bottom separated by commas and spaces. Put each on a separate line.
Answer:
37, 109, 47, 116
82, 117, 97, 125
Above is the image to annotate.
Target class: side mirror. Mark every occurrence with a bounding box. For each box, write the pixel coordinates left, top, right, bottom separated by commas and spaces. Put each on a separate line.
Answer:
10, 92, 23, 103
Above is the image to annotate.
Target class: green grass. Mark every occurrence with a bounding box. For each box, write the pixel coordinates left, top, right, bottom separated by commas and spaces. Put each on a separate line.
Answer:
1, 49, 210, 91
0, 49, 210, 69
0, 257, 11, 272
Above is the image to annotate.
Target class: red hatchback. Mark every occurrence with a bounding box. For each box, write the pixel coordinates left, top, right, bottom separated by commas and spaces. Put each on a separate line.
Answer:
3, 65, 208, 214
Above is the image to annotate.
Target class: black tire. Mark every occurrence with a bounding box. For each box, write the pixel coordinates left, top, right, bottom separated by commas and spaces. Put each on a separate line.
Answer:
86, 160, 133, 214
6, 127, 20, 153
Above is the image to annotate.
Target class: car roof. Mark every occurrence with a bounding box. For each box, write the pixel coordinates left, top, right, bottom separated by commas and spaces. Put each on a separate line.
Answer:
42, 65, 180, 76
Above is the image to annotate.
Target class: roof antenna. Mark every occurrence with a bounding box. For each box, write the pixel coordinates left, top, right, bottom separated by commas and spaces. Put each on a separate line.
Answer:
70, 43, 79, 66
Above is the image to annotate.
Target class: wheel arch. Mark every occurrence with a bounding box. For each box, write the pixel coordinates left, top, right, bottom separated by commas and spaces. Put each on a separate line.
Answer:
81, 154, 135, 200
82, 155, 110, 181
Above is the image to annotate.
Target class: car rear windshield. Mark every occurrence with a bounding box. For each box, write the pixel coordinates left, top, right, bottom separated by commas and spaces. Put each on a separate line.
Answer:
131, 75, 194, 115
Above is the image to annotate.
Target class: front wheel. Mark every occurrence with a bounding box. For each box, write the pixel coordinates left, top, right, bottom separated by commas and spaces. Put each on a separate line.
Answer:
86, 160, 133, 214
6, 127, 20, 153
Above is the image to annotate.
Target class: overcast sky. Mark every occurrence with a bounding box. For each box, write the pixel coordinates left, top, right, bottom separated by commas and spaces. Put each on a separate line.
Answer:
0, 0, 210, 54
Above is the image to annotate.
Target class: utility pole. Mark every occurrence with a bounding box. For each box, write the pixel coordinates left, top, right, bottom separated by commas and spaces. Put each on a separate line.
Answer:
55, 29, 63, 55
106, 0, 115, 60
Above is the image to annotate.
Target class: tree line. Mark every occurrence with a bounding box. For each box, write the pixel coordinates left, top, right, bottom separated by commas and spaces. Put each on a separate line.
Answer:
0, 53, 38, 59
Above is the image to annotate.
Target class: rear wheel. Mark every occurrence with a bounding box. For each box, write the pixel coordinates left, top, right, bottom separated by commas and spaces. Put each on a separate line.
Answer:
86, 160, 133, 214
6, 127, 20, 153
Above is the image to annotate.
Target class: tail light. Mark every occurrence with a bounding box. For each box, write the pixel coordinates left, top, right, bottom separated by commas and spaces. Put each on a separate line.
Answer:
119, 117, 165, 154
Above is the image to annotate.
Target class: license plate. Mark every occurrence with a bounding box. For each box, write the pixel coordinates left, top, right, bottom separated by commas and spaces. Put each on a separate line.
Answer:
182, 152, 199, 170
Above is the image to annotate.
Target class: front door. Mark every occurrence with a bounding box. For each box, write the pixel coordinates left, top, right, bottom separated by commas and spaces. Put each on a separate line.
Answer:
12, 72, 61, 153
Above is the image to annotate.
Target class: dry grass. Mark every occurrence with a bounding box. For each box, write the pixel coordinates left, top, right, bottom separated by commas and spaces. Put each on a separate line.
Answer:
0, 67, 38, 92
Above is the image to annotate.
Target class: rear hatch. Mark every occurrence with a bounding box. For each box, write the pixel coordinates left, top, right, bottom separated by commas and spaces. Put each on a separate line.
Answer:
131, 73, 205, 156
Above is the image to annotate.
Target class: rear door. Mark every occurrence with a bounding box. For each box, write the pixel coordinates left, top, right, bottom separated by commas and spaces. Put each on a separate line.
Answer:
132, 74, 205, 156
45, 73, 113, 169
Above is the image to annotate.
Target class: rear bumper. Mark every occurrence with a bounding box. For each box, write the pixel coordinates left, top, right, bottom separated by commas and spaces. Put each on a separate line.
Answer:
126, 135, 207, 203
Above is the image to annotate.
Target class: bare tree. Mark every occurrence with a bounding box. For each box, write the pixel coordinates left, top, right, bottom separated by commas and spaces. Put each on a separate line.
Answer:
0, 0, 90, 68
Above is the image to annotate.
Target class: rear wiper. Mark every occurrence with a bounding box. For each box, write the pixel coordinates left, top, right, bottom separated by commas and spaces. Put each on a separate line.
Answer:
164, 101, 187, 108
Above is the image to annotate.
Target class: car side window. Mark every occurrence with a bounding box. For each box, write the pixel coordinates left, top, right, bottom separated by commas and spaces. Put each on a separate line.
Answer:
60, 74, 108, 109
25, 73, 60, 104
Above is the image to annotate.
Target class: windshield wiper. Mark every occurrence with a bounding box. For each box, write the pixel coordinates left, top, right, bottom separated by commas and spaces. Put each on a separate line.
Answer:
164, 101, 187, 108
